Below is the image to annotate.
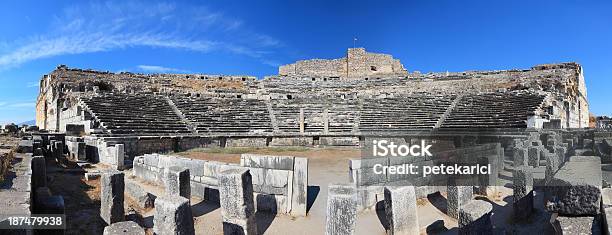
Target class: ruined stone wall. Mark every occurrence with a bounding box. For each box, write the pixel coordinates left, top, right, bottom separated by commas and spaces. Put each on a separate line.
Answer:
279, 48, 407, 78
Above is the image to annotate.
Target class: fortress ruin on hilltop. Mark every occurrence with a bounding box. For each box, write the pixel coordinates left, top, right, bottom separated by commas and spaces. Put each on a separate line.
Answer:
278, 48, 408, 78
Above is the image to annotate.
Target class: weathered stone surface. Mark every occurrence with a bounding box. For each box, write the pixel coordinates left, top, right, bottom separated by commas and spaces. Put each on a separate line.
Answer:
384, 186, 418, 235
218, 167, 257, 235
513, 166, 534, 221
603, 188, 612, 208
125, 180, 156, 208
240, 154, 295, 170
527, 147, 540, 167
448, 183, 473, 219
556, 216, 601, 235
103, 221, 144, 235
513, 147, 528, 167
458, 200, 493, 235
153, 195, 195, 235
326, 184, 357, 235
100, 171, 125, 225
546, 156, 602, 215
291, 157, 308, 217
31, 156, 46, 190
604, 207, 612, 235
164, 166, 191, 200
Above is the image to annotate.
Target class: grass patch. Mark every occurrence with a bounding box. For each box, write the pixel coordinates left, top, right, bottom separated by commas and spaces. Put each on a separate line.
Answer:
183, 146, 311, 154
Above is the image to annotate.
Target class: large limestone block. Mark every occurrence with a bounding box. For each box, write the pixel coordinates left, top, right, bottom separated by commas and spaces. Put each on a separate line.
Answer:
546, 156, 602, 215
458, 200, 493, 235
326, 184, 357, 235
384, 186, 418, 235
218, 167, 257, 235
153, 195, 195, 235
447, 183, 473, 219
290, 157, 308, 217
100, 171, 125, 225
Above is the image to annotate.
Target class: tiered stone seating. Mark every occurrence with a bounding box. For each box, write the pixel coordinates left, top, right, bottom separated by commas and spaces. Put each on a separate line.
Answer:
81, 93, 192, 135
441, 92, 545, 128
171, 96, 273, 134
271, 99, 359, 133
359, 95, 455, 131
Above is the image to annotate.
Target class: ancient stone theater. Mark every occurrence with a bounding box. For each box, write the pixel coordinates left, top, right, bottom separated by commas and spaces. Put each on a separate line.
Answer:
15, 47, 607, 234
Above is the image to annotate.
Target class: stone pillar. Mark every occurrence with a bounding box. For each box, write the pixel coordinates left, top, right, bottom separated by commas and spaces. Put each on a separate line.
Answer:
326, 184, 357, 235
218, 167, 257, 235
513, 166, 534, 221
299, 108, 305, 134
101, 171, 125, 225
153, 195, 195, 235
31, 156, 46, 191
458, 200, 493, 235
447, 180, 473, 219
77, 142, 86, 161
323, 109, 329, 134
103, 221, 144, 235
528, 146, 540, 167
291, 157, 308, 217
164, 166, 191, 201
384, 186, 419, 235
114, 144, 125, 170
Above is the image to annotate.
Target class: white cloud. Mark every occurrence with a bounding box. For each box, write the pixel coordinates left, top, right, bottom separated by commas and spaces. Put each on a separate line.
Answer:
0, 101, 35, 109
26, 82, 39, 88
0, 1, 284, 70
137, 65, 189, 73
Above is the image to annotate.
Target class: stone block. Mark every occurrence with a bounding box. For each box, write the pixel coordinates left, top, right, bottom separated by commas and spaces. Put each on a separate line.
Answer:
125, 180, 156, 208
447, 182, 473, 219
100, 171, 125, 225
164, 166, 191, 201
384, 186, 418, 235
103, 221, 144, 235
513, 166, 534, 221
240, 154, 295, 170
527, 147, 540, 167
326, 184, 357, 235
291, 157, 308, 217
458, 200, 493, 235
218, 167, 257, 235
513, 147, 528, 167
153, 195, 195, 235
31, 156, 46, 191
546, 156, 602, 215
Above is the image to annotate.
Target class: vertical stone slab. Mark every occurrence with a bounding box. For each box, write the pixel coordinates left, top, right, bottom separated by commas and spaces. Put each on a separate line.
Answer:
384, 186, 419, 235
323, 109, 329, 134
528, 147, 540, 167
513, 147, 528, 168
100, 171, 125, 225
513, 166, 534, 221
447, 180, 473, 219
103, 221, 145, 235
31, 156, 46, 190
77, 142, 86, 160
326, 184, 357, 235
153, 195, 195, 235
114, 144, 125, 170
299, 108, 305, 134
291, 157, 308, 217
218, 167, 257, 235
164, 166, 191, 201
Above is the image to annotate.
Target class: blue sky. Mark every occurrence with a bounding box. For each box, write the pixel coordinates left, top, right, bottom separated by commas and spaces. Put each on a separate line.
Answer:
1, 0, 611, 124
